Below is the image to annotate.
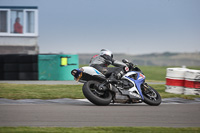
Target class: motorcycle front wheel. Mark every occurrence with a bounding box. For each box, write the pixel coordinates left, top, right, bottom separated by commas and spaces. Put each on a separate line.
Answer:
142, 84, 161, 106
82, 80, 112, 106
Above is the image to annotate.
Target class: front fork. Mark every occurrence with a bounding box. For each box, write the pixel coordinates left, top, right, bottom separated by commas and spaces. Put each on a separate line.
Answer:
142, 83, 152, 94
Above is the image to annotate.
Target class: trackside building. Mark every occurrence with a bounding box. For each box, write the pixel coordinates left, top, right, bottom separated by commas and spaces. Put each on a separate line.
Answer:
0, 6, 79, 80
0, 6, 39, 54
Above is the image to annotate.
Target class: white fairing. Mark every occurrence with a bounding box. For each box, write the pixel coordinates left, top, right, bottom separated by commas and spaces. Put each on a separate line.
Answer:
122, 71, 141, 99
82, 66, 105, 77
123, 71, 137, 77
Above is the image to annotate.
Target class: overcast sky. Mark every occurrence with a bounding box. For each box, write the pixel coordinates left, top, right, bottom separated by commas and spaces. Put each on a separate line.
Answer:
1, 0, 200, 55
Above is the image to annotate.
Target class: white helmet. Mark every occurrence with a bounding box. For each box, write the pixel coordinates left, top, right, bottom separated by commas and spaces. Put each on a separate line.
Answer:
100, 49, 113, 58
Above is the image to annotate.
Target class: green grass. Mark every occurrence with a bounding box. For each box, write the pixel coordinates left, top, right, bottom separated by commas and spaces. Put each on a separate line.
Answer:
0, 84, 85, 100
0, 84, 200, 100
0, 127, 200, 133
141, 66, 200, 81
139, 66, 168, 81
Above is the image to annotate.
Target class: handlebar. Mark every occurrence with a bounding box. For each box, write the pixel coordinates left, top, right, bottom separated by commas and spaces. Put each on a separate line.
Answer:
122, 59, 137, 70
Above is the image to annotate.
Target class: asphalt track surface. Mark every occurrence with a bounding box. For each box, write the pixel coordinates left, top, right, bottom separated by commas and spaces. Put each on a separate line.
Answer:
0, 81, 199, 127
0, 99, 200, 127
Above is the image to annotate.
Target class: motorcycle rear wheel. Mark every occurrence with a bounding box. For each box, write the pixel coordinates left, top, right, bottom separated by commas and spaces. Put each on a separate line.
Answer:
82, 80, 112, 106
142, 85, 161, 106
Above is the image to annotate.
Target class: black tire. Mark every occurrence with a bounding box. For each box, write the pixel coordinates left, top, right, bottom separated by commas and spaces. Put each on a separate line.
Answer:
142, 85, 161, 106
82, 81, 112, 106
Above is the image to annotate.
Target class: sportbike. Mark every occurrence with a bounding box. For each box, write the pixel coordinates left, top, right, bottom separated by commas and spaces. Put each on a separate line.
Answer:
71, 59, 161, 106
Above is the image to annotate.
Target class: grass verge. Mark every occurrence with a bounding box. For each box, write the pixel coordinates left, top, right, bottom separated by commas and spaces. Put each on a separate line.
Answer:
0, 83, 199, 100
0, 83, 84, 100
0, 127, 200, 133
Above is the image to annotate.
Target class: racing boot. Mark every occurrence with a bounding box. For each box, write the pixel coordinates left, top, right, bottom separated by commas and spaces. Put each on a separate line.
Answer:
106, 73, 119, 83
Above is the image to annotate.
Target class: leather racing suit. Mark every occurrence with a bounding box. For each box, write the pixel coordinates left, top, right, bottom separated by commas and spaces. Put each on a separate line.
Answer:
89, 54, 127, 79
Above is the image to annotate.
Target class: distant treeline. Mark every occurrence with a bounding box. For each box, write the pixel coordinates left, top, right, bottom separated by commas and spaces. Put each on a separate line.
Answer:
79, 52, 200, 66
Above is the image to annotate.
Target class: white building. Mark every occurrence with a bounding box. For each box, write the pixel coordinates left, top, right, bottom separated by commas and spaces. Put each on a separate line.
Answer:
0, 6, 39, 54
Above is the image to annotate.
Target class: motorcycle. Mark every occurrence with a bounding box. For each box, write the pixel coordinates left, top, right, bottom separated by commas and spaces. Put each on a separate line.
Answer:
71, 59, 161, 106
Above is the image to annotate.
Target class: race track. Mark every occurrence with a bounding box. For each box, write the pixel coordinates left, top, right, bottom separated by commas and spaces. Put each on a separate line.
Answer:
0, 100, 200, 127
0, 81, 199, 127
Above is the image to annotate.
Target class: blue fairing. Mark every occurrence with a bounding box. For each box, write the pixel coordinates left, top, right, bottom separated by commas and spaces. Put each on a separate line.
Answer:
125, 71, 145, 100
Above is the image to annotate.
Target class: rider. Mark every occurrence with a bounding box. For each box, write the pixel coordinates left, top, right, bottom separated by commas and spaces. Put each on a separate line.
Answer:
89, 49, 128, 82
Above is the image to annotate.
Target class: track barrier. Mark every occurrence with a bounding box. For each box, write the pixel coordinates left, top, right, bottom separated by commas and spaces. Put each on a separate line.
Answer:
166, 68, 200, 95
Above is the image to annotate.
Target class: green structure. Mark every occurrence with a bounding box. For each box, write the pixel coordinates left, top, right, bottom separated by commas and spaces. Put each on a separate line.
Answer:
38, 54, 79, 80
